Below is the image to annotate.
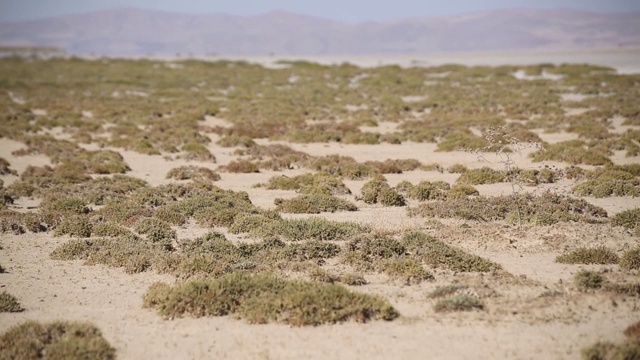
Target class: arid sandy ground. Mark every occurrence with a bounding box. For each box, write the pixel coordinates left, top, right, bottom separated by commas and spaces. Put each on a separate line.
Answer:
1, 50, 639, 359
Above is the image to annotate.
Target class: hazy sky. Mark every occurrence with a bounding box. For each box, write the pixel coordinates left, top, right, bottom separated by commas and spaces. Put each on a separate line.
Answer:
2, 0, 640, 23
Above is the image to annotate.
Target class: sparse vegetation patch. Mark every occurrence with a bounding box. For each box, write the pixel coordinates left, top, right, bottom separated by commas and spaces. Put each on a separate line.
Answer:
556, 246, 619, 265
0, 320, 116, 360
143, 272, 399, 325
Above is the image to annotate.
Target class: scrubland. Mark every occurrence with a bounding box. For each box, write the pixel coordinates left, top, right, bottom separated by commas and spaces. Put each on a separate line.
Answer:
0, 56, 639, 359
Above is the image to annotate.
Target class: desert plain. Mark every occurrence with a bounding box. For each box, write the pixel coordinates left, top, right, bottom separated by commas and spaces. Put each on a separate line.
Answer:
0, 49, 639, 359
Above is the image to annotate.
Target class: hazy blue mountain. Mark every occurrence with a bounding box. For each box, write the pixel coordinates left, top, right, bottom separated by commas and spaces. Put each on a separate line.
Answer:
0, 7, 638, 56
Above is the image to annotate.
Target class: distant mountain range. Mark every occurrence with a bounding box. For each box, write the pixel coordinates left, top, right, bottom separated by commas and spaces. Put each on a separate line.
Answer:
0, 7, 639, 56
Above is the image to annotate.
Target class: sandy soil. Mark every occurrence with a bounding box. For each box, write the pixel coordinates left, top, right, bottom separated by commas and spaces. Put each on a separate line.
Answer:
1, 52, 640, 359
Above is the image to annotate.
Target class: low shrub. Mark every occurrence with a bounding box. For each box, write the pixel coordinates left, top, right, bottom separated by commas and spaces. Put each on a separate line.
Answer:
281, 241, 341, 262
262, 173, 351, 195
260, 217, 369, 242
409, 192, 607, 224
402, 231, 502, 272
180, 142, 216, 162
0, 320, 116, 360
530, 140, 612, 166
345, 234, 407, 265
275, 194, 357, 213
134, 218, 176, 248
0, 291, 23, 312
574, 270, 604, 290
448, 184, 480, 198
0, 157, 17, 176
515, 168, 560, 186
360, 179, 406, 206
611, 208, 640, 232
0, 210, 25, 234
217, 135, 256, 148
53, 215, 93, 238
92, 222, 133, 237
456, 167, 505, 185
434, 295, 484, 312
427, 284, 469, 298
572, 167, 640, 198
555, 246, 619, 265
166, 166, 221, 181
383, 258, 434, 285
222, 159, 260, 173
143, 272, 399, 325
447, 164, 468, 174
228, 213, 281, 234
620, 247, 640, 271
581, 339, 640, 360
364, 159, 422, 174
405, 181, 449, 201
307, 155, 379, 180
50, 235, 165, 274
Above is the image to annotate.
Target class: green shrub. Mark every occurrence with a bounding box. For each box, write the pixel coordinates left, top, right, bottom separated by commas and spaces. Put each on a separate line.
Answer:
343, 234, 407, 269
307, 155, 379, 180
530, 140, 612, 166
41, 197, 90, 215
180, 142, 216, 162
178, 231, 230, 252
581, 339, 640, 360
573, 174, 640, 198
53, 215, 93, 238
166, 166, 221, 181
515, 168, 560, 186
228, 213, 281, 234
434, 295, 484, 312
581, 341, 616, 360
261, 217, 369, 241
406, 181, 449, 201
51, 235, 164, 274
448, 184, 480, 198
0, 157, 17, 175
448, 164, 468, 174
92, 222, 132, 237
0, 320, 115, 360
95, 199, 152, 224
217, 135, 256, 148
611, 208, 640, 232
0, 210, 25, 234
222, 159, 260, 173
281, 241, 341, 262
402, 232, 502, 272
620, 247, 640, 271
437, 130, 491, 152
364, 159, 422, 174
134, 218, 176, 248
132, 139, 161, 155
339, 273, 368, 286
574, 270, 604, 290
427, 284, 469, 298
409, 192, 607, 224
0, 291, 23, 312
143, 272, 399, 325
262, 173, 351, 195
383, 258, 434, 285
456, 167, 506, 185
360, 179, 406, 206
275, 194, 357, 213
555, 246, 619, 265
